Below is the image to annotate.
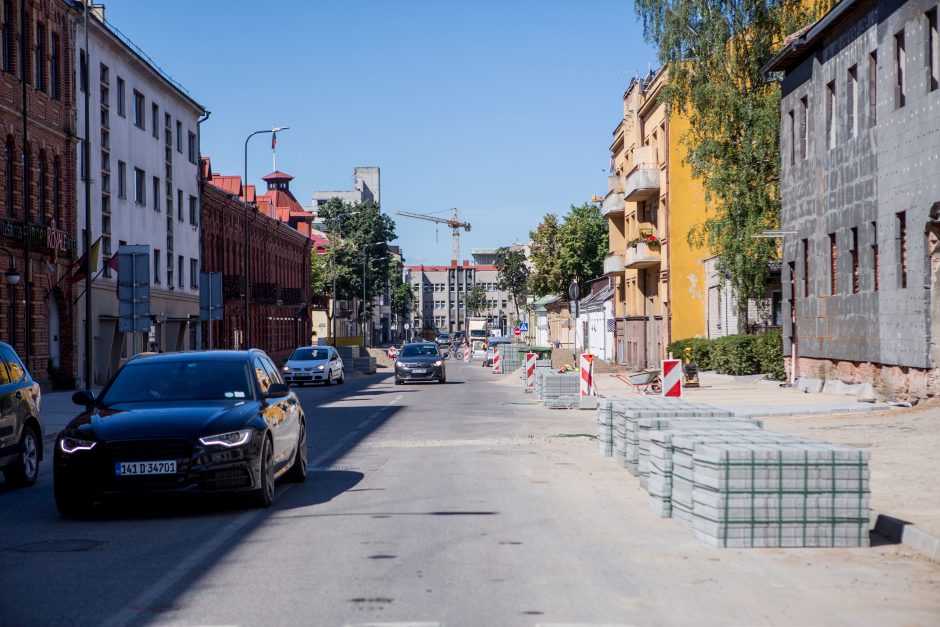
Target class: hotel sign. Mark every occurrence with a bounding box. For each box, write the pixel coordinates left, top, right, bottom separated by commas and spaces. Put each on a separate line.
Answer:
0, 218, 76, 256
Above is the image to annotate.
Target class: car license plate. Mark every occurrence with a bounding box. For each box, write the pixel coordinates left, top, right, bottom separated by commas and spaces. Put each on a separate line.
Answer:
412, 369, 427, 374
115, 460, 177, 476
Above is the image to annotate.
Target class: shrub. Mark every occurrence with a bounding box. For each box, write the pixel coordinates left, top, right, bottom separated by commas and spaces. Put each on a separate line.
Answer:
752, 328, 786, 380
666, 337, 714, 370
710, 334, 758, 375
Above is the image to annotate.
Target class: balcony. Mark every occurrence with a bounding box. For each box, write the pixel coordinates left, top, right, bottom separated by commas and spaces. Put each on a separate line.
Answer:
601, 190, 625, 217
625, 242, 661, 269
603, 252, 625, 276
624, 145, 660, 201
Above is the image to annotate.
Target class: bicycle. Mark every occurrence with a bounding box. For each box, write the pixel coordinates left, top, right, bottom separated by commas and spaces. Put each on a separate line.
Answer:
448, 343, 464, 360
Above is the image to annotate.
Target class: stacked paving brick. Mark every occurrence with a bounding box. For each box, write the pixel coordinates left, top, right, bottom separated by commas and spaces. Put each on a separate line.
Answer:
498, 344, 526, 374
536, 370, 580, 408
337, 346, 360, 364
595, 397, 871, 548
353, 356, 377, 374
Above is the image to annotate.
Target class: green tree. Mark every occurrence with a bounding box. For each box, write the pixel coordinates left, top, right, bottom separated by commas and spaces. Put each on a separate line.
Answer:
528, 203, 607, 297
633, 0, 831, 319
389, 258, 415, 335
464, 283, 487, 316
310, 249, 329, 298
495, 247, 530, 322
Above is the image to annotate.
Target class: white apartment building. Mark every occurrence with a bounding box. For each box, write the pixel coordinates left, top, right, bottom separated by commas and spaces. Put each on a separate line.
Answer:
75, 8, 206, 386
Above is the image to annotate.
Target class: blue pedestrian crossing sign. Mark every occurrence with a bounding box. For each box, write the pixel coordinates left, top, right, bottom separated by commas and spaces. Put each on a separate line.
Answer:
518, 321, 529, 333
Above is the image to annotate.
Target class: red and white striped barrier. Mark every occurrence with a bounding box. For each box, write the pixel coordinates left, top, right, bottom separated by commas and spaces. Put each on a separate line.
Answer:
492, 346, 502, 374
580, 353, 596, 396
464, 344, 470, 362
661, 358, 682, 397
524, 352, 537, 391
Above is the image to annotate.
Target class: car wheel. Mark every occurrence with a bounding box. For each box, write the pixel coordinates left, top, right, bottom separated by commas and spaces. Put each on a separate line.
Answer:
395, 378, 403, 385
439, 375, 446, 384
249, 437, 275, 508
54, 472, 94, 518
4, 423, 40, 487
324, 369, 333, 386
337, 368, 345, 384
285, 420, 307, 483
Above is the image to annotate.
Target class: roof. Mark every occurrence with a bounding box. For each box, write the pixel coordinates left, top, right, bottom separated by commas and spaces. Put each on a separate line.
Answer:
762, 0, 863, 74
262, 170, 295, 182
209, 174, 241, 196
405, 263, 497, 272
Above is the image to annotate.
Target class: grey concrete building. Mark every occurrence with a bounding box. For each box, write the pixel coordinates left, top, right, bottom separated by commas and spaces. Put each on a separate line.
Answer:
311, 166, 380, 207
765, 0, 940, 399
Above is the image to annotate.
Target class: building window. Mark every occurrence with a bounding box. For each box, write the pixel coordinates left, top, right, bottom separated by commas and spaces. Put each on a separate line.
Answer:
167, 252, 173, 287
117, 77, 125, 116
134, 167, 145, 205
133, 90, 145, 129
189, 195, 198, 225
847, 65, 857, 138
34, 23, 45, 93
49, 33, 59, 99
5, 137, 13, 217
871, 220, 879, 292
897, 211, 907, 288
53, 158, 61, 224
118, 161, 126, 198
38, 151, 46, 223
850, 227, 859, 294
79, 48, 87, 93
798, 96, 808, 159
2, 1, 11, 73
187, 131, 197, 164
929, 8, 939, 92
176, 120, 182, 153
190, 258, 198, 288
152, 176, 160, 211
80, 140, 87, 181
154, 248, 161, 284
895, 30, 906, 108
868, 52, 877, 127
829, 233, 837, 295
788, 109, 795, 167
178, 255, 184, 288
151, 103, 159, 139
177, 189, 183, 221
825, 80, 835, 149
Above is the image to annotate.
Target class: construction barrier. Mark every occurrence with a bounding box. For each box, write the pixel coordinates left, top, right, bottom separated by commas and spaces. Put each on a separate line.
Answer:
580, 353, 596, 396
661, 359, 682, 398
492, 346, 502, 374
524, 353, 537, 392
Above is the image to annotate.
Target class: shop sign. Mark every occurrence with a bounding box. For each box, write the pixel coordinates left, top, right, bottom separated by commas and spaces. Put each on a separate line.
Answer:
0, 217, 76, 257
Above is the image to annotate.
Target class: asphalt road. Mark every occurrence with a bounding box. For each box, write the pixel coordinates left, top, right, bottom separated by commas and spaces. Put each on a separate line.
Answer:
1, 359, 938, 627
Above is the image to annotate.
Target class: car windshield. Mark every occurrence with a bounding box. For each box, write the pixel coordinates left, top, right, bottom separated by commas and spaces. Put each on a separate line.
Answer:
290, 347, 330, 361
437, 334, 450, 340
101, 360, 254, 404
400, 344, 440, 357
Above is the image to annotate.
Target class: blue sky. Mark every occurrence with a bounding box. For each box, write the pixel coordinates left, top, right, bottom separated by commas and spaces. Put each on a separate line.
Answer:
105, 1, 656, 264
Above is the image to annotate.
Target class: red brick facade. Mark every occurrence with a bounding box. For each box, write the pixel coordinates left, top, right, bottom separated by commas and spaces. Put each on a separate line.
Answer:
0, 0, 78, 387
200, 177, 311, 365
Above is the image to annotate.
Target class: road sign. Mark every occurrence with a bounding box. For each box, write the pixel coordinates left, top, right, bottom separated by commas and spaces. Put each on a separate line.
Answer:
199, 272, 223, 321
117, 245, 151, 333
513, 327, 521, 336
662, 359, 682, 397
518, 321, 529, 333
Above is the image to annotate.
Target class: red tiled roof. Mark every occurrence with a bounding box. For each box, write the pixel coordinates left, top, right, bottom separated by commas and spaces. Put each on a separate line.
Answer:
209, 174, 242, 196
244, 184, 256, 204
262, 170, 294, 181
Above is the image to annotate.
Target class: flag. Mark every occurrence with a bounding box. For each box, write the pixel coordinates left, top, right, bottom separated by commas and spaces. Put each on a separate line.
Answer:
106, 252, 119, 272
271, 130, 277, 150
68, 238, 101, 284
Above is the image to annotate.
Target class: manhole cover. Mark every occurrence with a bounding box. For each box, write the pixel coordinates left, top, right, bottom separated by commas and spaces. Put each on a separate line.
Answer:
9, 539, 106, 553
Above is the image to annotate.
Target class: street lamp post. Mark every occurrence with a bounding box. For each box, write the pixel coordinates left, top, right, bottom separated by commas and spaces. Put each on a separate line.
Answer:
0, 247, 21, 349
242, 126, 288, 349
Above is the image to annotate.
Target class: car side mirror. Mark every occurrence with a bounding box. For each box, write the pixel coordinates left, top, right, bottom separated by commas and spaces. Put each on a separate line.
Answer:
72, 389, 97, 408
265, 383, 290, 398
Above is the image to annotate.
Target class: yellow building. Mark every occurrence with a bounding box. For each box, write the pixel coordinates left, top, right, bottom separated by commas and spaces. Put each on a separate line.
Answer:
602, 68, 709, 369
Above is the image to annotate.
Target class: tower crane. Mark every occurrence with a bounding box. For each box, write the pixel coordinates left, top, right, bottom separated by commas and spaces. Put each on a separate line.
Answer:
395, 208, 471, 262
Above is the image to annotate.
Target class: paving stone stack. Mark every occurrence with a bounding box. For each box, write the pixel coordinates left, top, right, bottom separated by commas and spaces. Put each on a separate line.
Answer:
353, 355, 377, 374
537, 371, 580, 408
596, 399, 614, 457
498, 344, 526, 374
338, 346, 360, 364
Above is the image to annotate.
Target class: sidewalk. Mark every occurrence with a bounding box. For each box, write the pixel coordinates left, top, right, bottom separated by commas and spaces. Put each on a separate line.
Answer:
594, 372, 940, 558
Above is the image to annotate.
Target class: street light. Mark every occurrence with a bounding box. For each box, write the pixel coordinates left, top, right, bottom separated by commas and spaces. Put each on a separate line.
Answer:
243, 125, 289, 349
361, 243, 387, 347
330, 210, 359, 346
0, 246, 20, 350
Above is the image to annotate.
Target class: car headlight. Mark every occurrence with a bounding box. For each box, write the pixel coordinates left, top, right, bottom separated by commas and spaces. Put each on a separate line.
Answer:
434, 360, 443, 367
281, 366, 291, 373
59, 437, 97, 453
199, 429, 253, 448
317, 364, 326, 371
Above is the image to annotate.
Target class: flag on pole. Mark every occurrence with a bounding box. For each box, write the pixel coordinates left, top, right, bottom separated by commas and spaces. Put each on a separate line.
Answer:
69, 238, 101, 284
271, 130, 277, 150
106, 252, 119, 272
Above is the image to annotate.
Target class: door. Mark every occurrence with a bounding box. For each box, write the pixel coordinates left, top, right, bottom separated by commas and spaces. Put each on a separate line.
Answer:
0, 357, 13, 452
47, 294, 61, 369
261, 355, 298, 468
253, 356, 289, 469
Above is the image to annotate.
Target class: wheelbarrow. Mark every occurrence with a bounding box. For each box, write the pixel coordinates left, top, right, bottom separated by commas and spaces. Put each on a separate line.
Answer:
614, 369, 662, 395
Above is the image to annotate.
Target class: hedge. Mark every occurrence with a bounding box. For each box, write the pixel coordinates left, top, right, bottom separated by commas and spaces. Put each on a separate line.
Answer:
666, 329, 784, 380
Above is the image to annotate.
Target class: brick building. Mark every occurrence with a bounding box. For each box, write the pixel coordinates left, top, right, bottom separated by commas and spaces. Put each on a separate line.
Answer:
0, 0, 78, 388
200, 157, 310, 364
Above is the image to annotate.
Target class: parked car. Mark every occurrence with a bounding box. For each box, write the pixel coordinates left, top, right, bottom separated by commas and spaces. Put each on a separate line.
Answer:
395, 342, 447, 384
434, 333, 452, 347
0, 342, 43, 487
470, 340, 486, 361
482, 337, 512, 367
282, 346, 344, 386
53, 350, 307, 517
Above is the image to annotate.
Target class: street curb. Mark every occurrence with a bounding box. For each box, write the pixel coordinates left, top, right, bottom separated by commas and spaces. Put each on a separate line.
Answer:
871, 511, 940, 561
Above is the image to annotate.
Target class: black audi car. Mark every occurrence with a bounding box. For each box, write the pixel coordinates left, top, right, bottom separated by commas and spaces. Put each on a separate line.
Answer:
394, 342, 446, 384
53, 350, 307, 517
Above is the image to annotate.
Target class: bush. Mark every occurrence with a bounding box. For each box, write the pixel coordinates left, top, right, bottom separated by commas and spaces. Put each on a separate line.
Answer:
710, 334, 759, 376
666, 337, 714, 370
752, 328, 786, 380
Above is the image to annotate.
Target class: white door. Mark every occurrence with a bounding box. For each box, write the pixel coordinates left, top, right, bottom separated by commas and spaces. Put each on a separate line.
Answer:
47, 294, 61, 368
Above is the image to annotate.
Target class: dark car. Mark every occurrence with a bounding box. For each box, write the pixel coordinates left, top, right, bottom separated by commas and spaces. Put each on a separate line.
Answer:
434, 333, 451, 347
395, 342, 446, 384
0, 342, 43, 487
53, 350, 307, 517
